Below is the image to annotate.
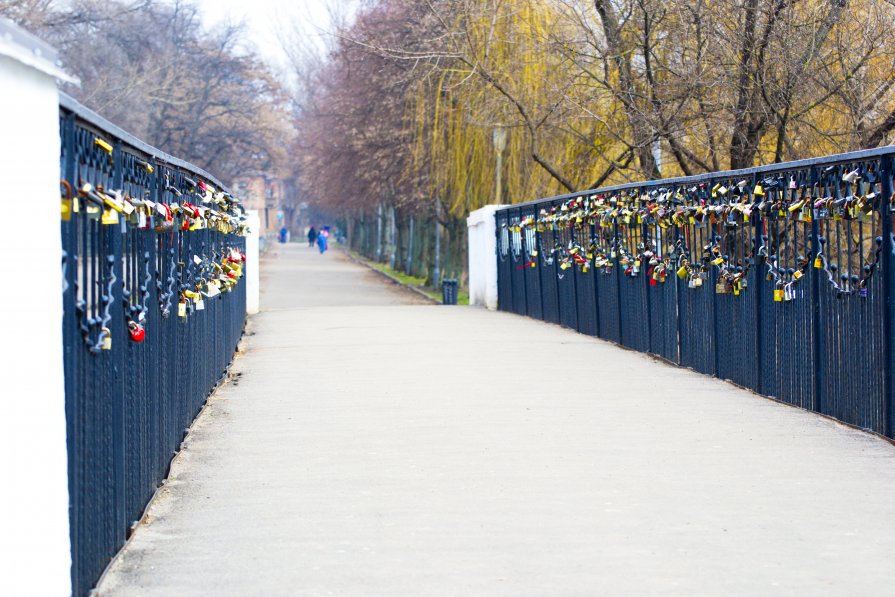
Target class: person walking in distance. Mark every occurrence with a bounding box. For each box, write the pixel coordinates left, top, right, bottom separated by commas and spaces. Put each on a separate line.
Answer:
316, 228, 328, 254
307, 225, 317, 248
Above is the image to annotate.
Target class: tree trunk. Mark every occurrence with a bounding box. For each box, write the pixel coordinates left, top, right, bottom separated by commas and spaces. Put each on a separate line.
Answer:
433, 201, 441, 288
388, 204, 397, 269
406, 215, 414, 275
376, 203, 383, 262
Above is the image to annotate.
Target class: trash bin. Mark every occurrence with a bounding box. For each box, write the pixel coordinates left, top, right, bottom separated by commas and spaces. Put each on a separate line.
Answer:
442, 279, 458, 305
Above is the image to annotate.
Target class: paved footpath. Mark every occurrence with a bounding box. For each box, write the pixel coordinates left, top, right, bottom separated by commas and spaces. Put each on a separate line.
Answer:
98, 243, 895, 596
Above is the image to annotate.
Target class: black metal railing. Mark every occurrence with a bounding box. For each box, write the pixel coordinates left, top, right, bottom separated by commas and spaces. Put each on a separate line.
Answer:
59, 93, 248, 595
496, 148, 895, 440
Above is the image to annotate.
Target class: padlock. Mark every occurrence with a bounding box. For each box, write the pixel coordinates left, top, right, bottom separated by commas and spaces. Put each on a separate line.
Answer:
814, 256, 823, 269
101, 208, 119, 225
61, 180, 73, 222
155, 202, 174, 233
842, 169, 860, 183
773, 288, 784, 302
128, 321, 145, 342
95, 138, 113, 155
101, 327, 112, 350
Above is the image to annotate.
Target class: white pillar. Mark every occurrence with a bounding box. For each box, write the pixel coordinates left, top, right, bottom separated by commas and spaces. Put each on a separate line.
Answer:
246, 210, 261, 315
467, 205, 506, 310
0, 18, 77, 596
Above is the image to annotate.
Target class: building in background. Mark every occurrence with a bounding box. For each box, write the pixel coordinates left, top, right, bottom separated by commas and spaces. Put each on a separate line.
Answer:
233, 174, 312, 242
232, 173, 282, 237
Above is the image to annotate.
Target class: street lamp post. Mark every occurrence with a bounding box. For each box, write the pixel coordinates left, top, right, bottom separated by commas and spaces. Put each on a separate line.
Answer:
493, 126, 507, 204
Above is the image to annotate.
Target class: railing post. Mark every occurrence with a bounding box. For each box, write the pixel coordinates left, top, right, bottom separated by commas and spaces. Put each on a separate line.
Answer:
614, 219, 623, 343
553, 203, 562, 323
570, 216, 579, 328
809, 166, 823, 415
675, 222, 684, 365
246, 211, 261, 315
591, 222, 602, 338
644, 218, 652, 354
711, 218, 720, 377
519, 208, 530, 317
0, 31, 75, 593
754, 198, 764, 394
110, 141, 127, 538
880, 155, 894, 438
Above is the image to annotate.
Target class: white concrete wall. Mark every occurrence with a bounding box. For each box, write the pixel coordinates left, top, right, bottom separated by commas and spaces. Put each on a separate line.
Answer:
467, 205, 505, 310
246, 210, 261, 315
0, 55, 71, 594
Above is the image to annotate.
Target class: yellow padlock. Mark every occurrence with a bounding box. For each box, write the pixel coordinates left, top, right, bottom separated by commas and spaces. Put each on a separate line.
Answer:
95, 138, 113, 155
101, 208, 119, 225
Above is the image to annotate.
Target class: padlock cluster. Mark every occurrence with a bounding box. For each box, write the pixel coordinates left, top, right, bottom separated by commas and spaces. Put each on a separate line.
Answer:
66, 181, 248, 237
63, 156, 249, 354
503, 167, 885, 301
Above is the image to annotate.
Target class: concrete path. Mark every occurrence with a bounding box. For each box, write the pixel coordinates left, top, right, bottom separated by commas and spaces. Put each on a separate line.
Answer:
98, 243, 895, 596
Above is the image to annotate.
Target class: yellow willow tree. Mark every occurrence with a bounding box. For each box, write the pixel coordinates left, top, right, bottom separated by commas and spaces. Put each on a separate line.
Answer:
405, 0, 623, 216
556, 0, 895, 173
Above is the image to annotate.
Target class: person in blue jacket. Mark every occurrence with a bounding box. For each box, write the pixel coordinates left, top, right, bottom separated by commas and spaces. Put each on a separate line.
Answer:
316, 229, 328, 253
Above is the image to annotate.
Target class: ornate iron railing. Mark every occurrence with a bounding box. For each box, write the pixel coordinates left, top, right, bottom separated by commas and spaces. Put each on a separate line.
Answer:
497, 148, 895, 439
59, 93, 248, 595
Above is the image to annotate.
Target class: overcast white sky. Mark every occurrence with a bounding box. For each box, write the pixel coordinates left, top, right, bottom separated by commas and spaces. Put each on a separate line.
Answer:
192, 0, 356, 74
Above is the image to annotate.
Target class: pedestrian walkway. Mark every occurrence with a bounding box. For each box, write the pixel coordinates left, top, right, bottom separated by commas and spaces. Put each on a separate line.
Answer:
98, 243, 895, 596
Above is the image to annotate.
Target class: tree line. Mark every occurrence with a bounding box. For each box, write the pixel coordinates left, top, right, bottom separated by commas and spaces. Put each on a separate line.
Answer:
293, 0, 895, 286
9, 0, 895, 287
4, 0, 292, 182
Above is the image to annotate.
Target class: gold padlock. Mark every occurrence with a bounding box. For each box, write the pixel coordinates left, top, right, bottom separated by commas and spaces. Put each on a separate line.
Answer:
101, 208, 119, 225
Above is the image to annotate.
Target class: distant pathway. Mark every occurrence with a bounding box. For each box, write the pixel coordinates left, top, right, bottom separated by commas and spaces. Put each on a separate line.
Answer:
98, 243, 895, 596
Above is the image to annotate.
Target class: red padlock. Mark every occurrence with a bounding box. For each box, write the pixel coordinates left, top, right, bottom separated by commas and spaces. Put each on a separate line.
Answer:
128, 321, 145, 342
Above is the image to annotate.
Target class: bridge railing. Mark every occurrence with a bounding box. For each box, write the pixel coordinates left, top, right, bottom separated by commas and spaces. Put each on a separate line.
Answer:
496, 149, 895, 440
59, 93, 248, 595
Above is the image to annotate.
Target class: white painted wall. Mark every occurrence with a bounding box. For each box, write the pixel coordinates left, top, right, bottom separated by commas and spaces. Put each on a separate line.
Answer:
246, 210, 261, 315
467, 205, 505, 310
0, 55, 72, 594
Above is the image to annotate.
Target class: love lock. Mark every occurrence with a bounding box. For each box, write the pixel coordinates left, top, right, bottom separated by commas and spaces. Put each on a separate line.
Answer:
128, 321, 146, 342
